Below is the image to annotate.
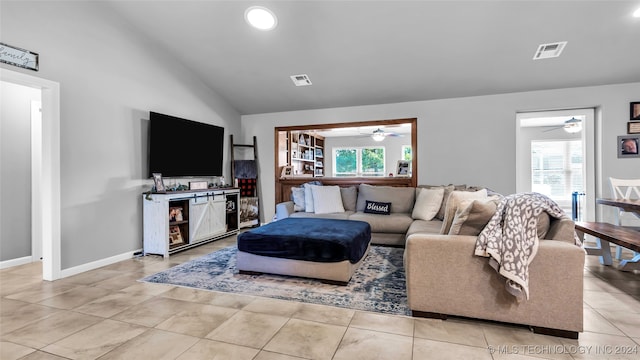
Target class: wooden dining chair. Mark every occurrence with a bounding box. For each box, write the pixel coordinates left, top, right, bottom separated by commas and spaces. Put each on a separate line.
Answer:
609, 177, 640, 260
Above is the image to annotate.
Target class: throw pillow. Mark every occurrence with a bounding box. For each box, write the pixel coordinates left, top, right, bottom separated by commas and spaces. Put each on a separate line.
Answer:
439, 189, 488, 234
435, 185, 455, 220
301, 181, 322, 213
291, 187, 305, 212
311, 185, 346, 214
537, 212, 550, 239
448, 198, 498, 236
412, 187, 445, 221
364, 200, 391, 215
340, 186, 358, 212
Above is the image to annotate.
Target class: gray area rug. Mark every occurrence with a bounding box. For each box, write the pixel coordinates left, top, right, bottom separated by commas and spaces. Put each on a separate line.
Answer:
141, 245, 409, 315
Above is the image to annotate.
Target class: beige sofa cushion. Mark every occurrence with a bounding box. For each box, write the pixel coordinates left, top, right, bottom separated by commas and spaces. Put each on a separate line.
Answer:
440, 189, 488, 234
406, 219, 444, 237
349, 212, 414, 233
412, 187, 445, 221
356, 184, 415, 214
448, 198, 498, 236
290, 211, 354, 220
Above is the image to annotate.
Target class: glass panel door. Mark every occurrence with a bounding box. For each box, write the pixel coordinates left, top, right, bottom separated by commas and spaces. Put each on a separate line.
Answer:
531, 140, 584, 216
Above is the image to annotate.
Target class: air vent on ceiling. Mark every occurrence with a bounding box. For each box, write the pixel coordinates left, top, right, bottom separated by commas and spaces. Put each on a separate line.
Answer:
290, 74, 312, 86
533, 41, 567, 60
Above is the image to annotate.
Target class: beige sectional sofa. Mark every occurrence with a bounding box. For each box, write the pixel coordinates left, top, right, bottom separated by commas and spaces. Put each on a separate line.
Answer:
275, 182, 585, 338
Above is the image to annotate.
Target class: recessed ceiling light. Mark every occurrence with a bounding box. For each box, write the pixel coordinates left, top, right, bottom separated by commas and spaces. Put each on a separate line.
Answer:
634, 7, 640, 18
245, 6, 277, 31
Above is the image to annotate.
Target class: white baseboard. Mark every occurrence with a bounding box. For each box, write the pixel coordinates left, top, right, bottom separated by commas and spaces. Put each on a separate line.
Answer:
60, 249, 143, 278
0, 256, 33, 270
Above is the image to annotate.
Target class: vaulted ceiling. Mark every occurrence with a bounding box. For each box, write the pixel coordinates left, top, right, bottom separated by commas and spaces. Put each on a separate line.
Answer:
108, 1, 640, 115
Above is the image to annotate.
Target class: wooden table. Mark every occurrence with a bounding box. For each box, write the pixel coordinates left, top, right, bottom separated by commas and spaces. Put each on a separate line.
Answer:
597, 198, 640, 216
591, 198, 640, 271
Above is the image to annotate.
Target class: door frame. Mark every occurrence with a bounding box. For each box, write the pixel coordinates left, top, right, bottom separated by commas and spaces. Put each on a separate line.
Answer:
516, 108, 596, 221
1, 68, 61, 281
31, 100, 43, 262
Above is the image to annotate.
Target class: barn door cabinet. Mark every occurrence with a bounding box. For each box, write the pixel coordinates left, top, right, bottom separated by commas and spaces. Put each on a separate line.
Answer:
143, 189, 240, 257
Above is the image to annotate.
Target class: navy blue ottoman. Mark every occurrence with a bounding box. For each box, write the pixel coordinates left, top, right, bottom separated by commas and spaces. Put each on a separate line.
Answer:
237, 218, 372, 284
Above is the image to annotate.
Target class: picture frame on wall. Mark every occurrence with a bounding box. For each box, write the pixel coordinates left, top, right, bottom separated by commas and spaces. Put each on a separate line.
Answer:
152, 173, 166, 192
0, 42, 39, 71
617, 135, 640, 158
396, 160, 410, 176
631, 102, 640, 121
628, 122, 640, 134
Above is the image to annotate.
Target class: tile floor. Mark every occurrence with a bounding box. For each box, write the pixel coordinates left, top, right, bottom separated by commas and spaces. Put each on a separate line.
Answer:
1, 236, 639, 360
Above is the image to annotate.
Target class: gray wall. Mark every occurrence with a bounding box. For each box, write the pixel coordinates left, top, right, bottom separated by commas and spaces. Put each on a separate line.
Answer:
1, 82, 40, 261
242, 82, 640, 223
1, 2, 241, 269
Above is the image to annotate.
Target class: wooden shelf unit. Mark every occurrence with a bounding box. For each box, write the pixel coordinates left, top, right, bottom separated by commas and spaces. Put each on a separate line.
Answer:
283, 130, 325, 178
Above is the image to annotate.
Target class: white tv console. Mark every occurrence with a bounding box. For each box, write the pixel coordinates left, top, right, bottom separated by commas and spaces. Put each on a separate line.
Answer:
142, 188, 240, 257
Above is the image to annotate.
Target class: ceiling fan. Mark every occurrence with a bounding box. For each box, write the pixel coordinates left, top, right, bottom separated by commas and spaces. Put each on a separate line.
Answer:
367, 128, 404, 141
543, 117, 583, 133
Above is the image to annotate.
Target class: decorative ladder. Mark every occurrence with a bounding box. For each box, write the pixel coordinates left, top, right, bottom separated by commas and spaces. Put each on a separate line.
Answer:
230, 135, 260, 228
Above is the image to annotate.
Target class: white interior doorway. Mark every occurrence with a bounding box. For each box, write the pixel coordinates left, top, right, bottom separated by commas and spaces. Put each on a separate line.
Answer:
516, 108, 596, 221
0, 69, 61, 281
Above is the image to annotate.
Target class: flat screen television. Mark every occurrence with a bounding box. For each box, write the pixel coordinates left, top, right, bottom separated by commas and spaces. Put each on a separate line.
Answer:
148, 111, 224, 178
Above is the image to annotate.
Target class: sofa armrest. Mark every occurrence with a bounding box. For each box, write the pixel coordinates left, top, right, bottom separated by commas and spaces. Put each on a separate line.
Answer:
546, 217, 576, 243
275, 201, 295, 220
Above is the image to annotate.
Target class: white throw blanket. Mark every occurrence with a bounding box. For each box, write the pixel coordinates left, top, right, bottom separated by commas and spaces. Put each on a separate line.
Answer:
475, 192, 578, 302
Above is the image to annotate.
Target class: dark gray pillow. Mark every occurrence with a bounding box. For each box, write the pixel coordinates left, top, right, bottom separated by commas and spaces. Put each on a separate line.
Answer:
340, 186, 357, 212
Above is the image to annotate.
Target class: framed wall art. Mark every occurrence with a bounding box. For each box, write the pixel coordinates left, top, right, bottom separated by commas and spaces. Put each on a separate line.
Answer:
631, 102, 640, 121
617, 135, 640, 158
0, 42, 39, 71
628, 122, 640, 134
396, 160, 410, 176
189, 181, 208, 190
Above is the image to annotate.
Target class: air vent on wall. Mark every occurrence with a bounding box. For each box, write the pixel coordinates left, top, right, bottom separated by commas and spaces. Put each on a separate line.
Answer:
290, 74, 312, 86
533, 41, 567, 60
